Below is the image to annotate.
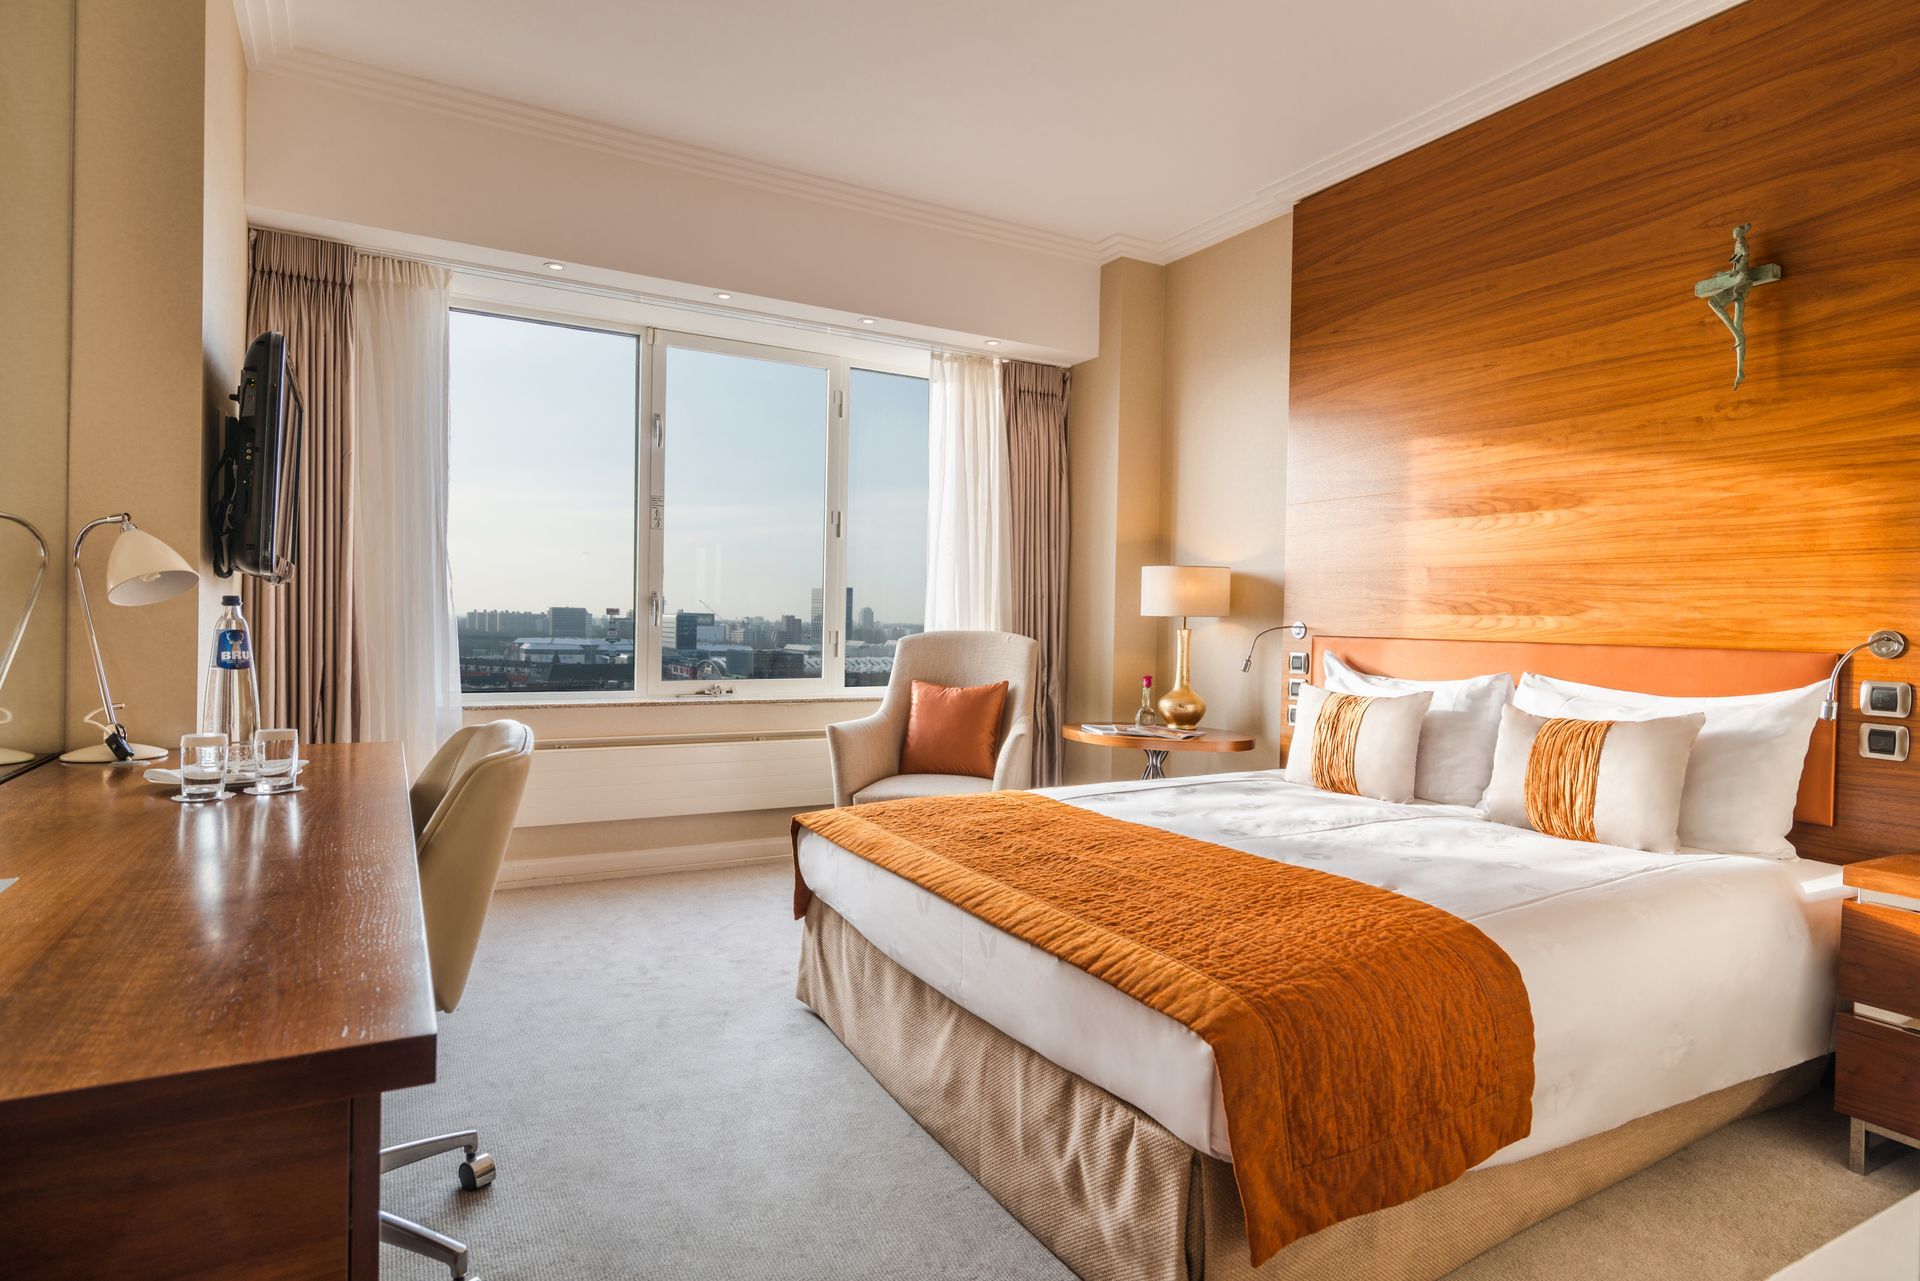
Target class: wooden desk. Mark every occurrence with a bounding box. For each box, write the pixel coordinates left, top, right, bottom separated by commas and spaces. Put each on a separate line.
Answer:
1062, 725, 1257, 779
0, 743, 436, 1279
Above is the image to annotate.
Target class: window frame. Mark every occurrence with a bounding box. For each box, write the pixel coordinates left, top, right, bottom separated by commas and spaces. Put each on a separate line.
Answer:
449, 298, 929, 705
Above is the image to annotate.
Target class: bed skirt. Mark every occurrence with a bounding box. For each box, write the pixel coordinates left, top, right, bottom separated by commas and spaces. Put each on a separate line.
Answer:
795, 899, 1822, 1281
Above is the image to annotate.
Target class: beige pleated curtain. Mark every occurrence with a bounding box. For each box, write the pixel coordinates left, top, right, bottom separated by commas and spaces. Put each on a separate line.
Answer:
242, 230, 358, 742
1003, 360, 1071, 786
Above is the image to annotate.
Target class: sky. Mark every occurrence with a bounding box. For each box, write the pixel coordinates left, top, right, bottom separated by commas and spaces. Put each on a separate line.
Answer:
447, 310, 929, 625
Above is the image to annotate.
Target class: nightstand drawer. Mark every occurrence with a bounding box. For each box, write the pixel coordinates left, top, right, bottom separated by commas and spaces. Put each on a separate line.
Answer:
1838, 901, 1920, 1020
1835, 1012, 1920, 1138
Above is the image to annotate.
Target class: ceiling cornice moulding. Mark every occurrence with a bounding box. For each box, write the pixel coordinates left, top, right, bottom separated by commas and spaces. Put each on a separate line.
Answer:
234, 0, 294, 66
249, 47, 1109, 265
236, 0, 1740, 268
1147, 0, 1742, 262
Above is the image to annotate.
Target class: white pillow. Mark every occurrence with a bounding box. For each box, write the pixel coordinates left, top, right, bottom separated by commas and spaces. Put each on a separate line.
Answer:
1322, 652, 1513, 806
1512, 673, 1825, 859
1285, 684, 1433, 804
1482, 706, 1705, 854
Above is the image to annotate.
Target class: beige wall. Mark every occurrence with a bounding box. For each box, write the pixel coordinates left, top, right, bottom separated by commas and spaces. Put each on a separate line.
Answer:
200, 0, 250, 656
0, 0, 74, 761
1159, 215, 1292, 773
1066, 215, 1293, 782
64, 0, 246, 752
1064, 258, 1166, 783
246, 67, 1098, 364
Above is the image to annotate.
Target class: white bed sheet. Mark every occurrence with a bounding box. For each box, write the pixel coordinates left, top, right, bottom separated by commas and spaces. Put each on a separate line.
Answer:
796, 770, 1847, 1167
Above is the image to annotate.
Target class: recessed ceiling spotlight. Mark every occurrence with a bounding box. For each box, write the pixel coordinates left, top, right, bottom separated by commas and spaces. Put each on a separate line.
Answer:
985, 339, 1001, 347
543, 261, 565, 271
860, 317, 876, 325
714, 292, 733, 301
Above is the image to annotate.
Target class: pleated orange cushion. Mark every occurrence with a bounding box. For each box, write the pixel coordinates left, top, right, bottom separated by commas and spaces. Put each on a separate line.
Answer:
899, 679, 1007, 778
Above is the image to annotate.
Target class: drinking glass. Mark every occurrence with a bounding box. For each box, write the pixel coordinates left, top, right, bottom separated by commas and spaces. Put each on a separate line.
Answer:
176, 733, 229, 803
246, 728, 301, 796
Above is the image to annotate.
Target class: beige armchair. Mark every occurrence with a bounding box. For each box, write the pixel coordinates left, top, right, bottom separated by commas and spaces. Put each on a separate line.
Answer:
382, 719, 534, 1281
827, 630, 1038, 806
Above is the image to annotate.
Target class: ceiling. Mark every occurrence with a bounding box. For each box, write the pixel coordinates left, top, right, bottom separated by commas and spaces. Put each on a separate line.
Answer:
237, 0, 1742, 263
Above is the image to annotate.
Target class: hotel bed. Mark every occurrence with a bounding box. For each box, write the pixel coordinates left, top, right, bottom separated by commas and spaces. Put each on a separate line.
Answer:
791, 638, 1852, 1281
800, 772, 1845, 1169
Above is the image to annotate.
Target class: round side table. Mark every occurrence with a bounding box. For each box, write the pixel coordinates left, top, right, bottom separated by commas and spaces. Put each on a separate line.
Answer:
1062, 725, 1256, 780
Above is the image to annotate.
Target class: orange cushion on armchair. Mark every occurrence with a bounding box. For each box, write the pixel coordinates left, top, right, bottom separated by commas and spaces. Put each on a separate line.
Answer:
900, 679, 1008, 779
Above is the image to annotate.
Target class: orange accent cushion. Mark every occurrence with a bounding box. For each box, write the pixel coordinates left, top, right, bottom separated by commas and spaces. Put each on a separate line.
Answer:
900, 679, 1007, 779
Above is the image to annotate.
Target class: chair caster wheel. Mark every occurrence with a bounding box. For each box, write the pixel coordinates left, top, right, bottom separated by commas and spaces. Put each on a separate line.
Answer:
458, 1152, 496, 1190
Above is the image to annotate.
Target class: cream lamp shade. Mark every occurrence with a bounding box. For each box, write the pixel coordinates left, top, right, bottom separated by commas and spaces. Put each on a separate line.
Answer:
1140, 565, 1231, 619
105, 527, 198, 605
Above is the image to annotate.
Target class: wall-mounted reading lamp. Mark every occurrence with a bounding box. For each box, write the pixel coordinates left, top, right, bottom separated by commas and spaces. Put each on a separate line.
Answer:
1822, 629, 1909, 721
1242, 621, 1308, 673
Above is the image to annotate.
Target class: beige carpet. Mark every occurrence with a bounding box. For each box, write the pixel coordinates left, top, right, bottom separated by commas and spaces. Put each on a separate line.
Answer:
382, 862, 1919, 1280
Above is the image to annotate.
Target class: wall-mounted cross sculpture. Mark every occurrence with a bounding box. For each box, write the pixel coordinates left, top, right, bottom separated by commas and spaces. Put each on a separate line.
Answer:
1693, 223, 1782, 389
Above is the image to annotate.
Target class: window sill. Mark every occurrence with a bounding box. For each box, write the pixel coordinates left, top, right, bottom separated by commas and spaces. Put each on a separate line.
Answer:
461, 691, 884, 711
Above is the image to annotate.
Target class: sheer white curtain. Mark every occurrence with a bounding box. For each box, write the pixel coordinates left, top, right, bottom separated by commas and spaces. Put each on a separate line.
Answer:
351, 254, 460, 777
924, 352, 1010, 631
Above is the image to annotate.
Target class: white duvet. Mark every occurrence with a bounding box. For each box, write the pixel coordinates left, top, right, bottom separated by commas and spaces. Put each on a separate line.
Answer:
795, 770, 1847, 1167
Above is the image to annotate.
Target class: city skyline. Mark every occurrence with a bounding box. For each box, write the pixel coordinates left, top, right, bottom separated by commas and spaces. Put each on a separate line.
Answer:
447, 312, 931, 627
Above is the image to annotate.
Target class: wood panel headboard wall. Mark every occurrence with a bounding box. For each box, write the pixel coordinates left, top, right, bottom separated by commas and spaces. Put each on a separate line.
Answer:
1284, 0, 1920, 865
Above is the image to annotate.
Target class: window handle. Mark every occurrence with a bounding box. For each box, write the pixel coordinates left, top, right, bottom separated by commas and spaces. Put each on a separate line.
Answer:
652, 413, 663, 449
649, 592, 661, 627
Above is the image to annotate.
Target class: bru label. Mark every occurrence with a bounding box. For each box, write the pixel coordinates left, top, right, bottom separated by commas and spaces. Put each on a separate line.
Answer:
214, 628, 252, 670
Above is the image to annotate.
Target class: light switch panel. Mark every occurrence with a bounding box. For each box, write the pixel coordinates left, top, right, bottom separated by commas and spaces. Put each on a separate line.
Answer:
1861, 681, 1912, 719
1288, 651, 1309, 675
1861, 724, 1909, 762
1287, 678, 1303, 700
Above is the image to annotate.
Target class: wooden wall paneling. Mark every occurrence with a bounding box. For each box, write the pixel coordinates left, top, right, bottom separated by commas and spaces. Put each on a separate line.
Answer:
1286, 0, 1920, 863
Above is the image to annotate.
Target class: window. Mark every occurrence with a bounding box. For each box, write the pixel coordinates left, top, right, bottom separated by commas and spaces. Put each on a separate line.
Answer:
449, 307, 929, 699
449, 311, 638, 695
844, 369, 931, 685
654, 339, 830, 688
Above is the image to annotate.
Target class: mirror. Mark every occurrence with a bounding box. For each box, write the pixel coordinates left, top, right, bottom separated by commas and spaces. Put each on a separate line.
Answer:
0, 0, 75, 780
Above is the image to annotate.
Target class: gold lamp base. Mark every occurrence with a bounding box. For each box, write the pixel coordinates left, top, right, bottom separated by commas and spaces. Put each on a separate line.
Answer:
1157, 625, 1206, 729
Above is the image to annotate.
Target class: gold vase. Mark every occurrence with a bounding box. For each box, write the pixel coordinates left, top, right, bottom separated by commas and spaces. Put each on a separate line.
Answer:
1157, 624, 1206, 729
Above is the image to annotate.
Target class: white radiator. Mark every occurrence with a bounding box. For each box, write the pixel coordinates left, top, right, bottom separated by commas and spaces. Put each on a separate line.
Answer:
515, 733, 832, 828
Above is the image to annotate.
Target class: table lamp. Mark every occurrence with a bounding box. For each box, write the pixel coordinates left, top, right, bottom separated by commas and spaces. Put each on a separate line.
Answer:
1141, 565, 1231, 729
60, 513, 200, 763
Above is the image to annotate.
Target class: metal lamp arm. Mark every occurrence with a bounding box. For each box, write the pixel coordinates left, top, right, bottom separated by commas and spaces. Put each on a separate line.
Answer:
1241, 621, 1309, 673
1822, 629, 1909, 721
71, 513, 134, 744
0, 513, 49, 698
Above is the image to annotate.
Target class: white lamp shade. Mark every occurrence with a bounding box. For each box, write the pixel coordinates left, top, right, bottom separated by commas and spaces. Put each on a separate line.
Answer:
105, 527, 198, 605
1141, 565, 1231, 618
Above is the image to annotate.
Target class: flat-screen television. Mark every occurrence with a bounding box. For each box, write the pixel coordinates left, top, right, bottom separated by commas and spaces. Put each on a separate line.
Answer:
210, 331, 300, 583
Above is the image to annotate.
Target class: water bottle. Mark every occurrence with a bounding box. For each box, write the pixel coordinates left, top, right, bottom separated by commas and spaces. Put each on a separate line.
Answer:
203, 594, 261, 777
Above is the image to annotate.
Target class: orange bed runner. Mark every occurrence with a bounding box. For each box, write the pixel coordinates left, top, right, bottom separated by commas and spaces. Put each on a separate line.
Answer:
792, 790, 1534, 1264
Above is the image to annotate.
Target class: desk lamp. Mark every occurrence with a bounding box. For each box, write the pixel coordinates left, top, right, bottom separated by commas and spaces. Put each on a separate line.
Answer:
60, 514, 199, 763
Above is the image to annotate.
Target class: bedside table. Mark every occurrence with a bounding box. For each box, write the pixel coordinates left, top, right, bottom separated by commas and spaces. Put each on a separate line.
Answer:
1835, 854, 1920, 1173
1061, 725, 1255, 780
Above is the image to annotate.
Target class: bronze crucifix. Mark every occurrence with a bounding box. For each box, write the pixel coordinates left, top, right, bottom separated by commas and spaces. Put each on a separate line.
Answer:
1693, 223, 1782, 389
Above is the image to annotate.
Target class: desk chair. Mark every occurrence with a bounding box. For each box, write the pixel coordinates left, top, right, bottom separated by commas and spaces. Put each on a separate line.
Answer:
381, 719, 534, 1281
825, 630, 1037, 805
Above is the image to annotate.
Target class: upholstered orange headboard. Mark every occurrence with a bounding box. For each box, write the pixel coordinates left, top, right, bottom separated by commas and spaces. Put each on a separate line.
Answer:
1302, 635, 1838, 827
